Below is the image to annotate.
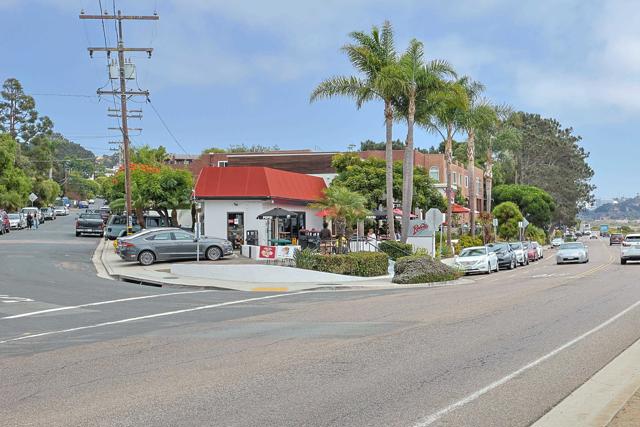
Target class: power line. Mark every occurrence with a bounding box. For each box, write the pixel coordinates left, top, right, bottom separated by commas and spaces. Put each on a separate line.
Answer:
146, 98, 189, 155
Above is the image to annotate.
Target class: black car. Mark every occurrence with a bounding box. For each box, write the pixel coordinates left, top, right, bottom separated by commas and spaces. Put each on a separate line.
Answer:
75, 212, 105, 237
486, 242, 518, 270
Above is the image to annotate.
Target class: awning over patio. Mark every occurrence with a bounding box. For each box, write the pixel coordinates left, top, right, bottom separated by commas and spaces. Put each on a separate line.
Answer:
257, 207, 297, 219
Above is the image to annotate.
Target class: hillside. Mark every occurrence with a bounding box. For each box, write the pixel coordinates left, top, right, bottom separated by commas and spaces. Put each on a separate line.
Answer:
581, 197, 640, 220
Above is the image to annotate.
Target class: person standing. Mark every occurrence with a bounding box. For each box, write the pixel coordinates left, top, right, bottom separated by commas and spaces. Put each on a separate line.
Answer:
26, 213, 33, 230
33, 211, 39, 230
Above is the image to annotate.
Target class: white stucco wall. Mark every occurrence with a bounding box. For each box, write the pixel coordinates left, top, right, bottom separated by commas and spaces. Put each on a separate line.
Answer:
201, 199, 324, 245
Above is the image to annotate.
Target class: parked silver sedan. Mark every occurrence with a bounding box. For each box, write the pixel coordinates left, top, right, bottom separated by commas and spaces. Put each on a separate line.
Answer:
117, 228, 234, 266
556, 242, 589, 264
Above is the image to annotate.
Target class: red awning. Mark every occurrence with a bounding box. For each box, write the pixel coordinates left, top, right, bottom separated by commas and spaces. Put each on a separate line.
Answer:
315, 208, 335, 217
451, 203, 470, 214
393, 208, 417, 218
194, 166, 326, 202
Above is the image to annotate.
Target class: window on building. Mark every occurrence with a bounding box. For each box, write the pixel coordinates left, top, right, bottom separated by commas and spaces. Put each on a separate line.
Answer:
452, 172, 457, 185
476, 178, 481, 194
218, 160, 228, 167
465, 176, 469, 188
429, 166, 440, 182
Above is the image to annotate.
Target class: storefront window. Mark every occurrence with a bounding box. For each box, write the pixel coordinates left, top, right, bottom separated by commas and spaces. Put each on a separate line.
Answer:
227, 212, 244, 248
281, 212, 306, 239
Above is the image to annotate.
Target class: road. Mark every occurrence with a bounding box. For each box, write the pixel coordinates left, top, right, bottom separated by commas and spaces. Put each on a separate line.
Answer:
1, 214, 639, 427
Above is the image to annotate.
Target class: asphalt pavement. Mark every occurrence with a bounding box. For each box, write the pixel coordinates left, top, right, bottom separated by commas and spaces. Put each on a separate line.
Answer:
1, 216, 639, 427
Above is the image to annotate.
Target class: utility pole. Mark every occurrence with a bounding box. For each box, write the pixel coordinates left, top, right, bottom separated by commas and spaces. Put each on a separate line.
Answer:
80, 9, 158, 234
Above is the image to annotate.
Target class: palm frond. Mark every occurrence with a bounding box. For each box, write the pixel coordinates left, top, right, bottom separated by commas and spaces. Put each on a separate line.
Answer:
309, 76, 373, 104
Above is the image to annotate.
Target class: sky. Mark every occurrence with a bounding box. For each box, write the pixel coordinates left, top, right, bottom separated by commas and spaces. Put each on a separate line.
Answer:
1, 0, 639, 199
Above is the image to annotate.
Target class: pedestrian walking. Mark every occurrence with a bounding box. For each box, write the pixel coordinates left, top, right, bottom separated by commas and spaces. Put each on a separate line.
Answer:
33, 212, 39, 230
26, 213, 33, 230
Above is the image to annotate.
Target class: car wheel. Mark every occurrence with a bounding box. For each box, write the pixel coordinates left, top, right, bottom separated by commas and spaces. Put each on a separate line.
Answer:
138, 250, 156, 266
206, 246, 223, 261
99, 232, 104, 238
75, 232, 80, 237
621, 258, 627, 265
509, 259, 515, 270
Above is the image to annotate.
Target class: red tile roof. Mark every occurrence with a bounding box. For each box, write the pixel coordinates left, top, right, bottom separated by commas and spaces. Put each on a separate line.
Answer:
194, 166, 326, 202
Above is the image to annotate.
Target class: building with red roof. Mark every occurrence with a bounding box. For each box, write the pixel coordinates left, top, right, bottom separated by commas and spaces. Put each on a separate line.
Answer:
194, 166, 327, 246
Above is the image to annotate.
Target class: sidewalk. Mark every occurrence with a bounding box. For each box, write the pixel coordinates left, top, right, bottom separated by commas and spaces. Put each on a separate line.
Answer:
94, 239, 472, 292
608, 389, 640, 426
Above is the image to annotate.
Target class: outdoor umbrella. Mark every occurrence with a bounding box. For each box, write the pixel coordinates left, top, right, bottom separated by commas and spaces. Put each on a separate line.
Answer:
257, 207, 298, 244
256, 207, 297, 219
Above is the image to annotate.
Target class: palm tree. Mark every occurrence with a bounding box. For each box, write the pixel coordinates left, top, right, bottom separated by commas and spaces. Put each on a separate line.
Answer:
428, 82, 468, 247
480, 106, 521, 213
394, 41, 456, 242
310, 21, 399, 240
309, 186, 369, 238
458, 77, 495, 236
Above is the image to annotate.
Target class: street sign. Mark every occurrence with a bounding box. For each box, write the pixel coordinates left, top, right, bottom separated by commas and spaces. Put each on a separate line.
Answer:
492, 218, 498, 227
518, 221, 523, 228
522, 218, 530, 228
425, 208, 444, 231
28, 193, 38, 203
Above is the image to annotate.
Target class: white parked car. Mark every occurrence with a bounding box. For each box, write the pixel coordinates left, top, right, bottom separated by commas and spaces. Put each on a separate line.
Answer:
454, 246, 499, 274
7, 213, 26, 229
620, 234, 640, 264
556, 242, 589, 264
509, 241, 529, 266
21, 207, 41, 224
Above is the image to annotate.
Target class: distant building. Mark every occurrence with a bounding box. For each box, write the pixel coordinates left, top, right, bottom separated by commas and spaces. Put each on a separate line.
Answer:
172, 148, 486, 212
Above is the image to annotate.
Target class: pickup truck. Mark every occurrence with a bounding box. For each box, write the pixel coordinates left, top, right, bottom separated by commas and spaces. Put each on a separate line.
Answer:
76, 212, 105, 237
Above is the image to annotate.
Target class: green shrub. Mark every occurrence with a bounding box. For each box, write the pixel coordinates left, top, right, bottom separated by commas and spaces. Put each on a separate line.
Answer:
296, 251, 389, 277
392, 255, 462, 284
454, 235, 484, 254
525, 224, 547, 245
379, 240, 413, 260
293, 248, 317, 270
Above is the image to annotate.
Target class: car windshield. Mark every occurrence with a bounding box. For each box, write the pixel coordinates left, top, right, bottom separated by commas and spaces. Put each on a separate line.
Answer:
459, 248, 486, 257
560, 243, 584, 250
625, 236, 640, 242
80, 214, 102, 220
509, 243, 522, 249
488, 243, 509, 252
611, 234, 623, 238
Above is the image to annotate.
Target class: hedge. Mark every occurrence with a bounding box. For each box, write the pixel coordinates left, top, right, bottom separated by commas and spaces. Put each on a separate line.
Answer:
454, 235, 484, 254
294, 249, 389, 277
379, 240, 413, 260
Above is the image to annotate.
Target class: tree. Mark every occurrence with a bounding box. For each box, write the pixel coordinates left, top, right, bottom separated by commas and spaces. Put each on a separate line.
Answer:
311, 20, 399, 240
32, 179, 61, 206
504, 112, 594, 225
359, 139, 405, 151
394, 42, 456, 242
475, 106, 522, 213
426, 81, 468, 246
131, 145, 168, 165
0, 78, 52, 143
492, 201, 523, 240
458, 77, 495, 237
0, 133, 30, 210
493, 184, 555, 229
310, 185, 368, 238
331, 153, 446, 213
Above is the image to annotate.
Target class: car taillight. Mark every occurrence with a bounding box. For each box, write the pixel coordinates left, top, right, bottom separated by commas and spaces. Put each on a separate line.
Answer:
75, 220, 79, 228
120, 241, 135, 248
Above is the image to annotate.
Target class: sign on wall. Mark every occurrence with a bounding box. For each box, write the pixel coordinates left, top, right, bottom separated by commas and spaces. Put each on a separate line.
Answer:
258, 245, 276, 259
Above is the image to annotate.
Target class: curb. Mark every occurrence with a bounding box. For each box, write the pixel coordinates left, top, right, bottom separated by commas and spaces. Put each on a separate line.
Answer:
92, 239, 115, 281
532, 337, 640, 427
92, 240, 475, 292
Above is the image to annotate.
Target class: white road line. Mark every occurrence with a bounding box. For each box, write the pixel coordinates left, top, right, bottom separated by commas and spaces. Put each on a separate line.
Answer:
0, 291, 312, 344
3, 290, 222, 320
412, 297, 640, 427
